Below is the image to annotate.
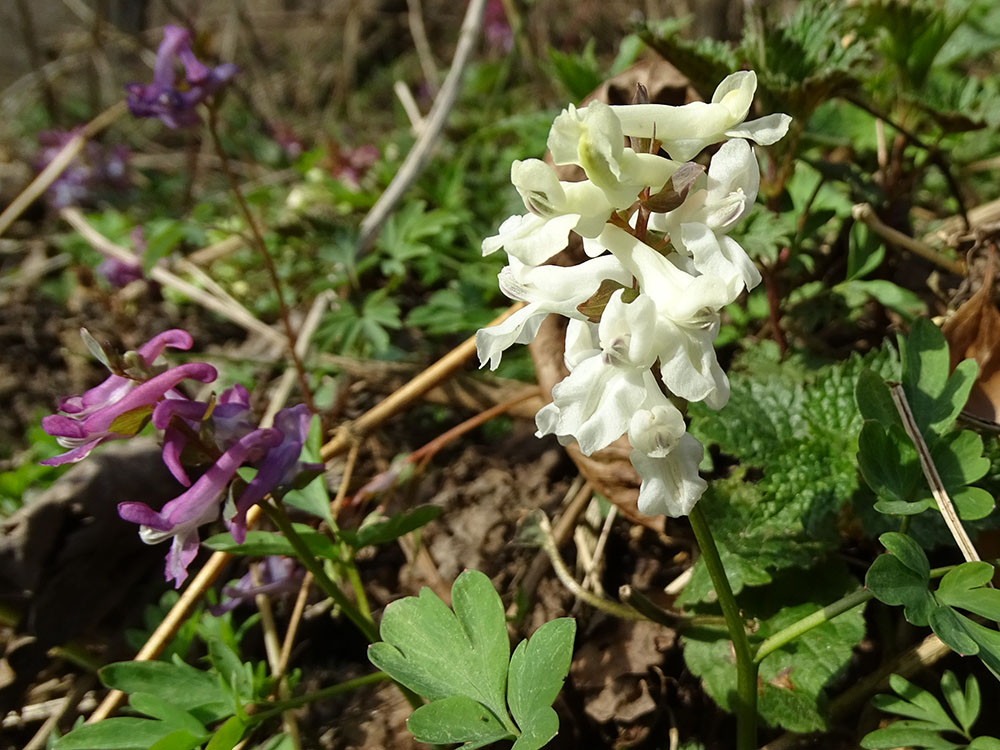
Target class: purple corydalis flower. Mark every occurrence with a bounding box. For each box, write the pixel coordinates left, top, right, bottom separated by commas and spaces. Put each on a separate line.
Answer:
119, 427, 283, 587
153, 383, 256, 486
484, 0, 514, 53
226, 404, 322, 544
36, 129, 130, 209
97, 227, 146, 288
209, 557, 302, 615
42, 330, 217, 465
126, 25, 239, 129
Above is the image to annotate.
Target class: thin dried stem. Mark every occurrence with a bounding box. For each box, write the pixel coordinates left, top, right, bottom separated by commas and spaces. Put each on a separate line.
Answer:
538, 513, 643, 620
889, 383, 982, 562
0, 100, 127, 238
320, 302, 525, 460
406, 0, 439, 95
59, 207, 285, 346
853, 203, 965, 276
358, 0, 487, 252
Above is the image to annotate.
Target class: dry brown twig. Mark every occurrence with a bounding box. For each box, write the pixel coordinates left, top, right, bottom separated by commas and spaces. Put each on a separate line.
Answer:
357, 0, 487, 252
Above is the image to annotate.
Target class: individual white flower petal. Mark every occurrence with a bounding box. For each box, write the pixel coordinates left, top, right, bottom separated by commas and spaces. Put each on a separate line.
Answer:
704, 139, 759, 230
536, 351, 650, 454
632, 433, 707, 517
653, 314, 729, 407
563, 318, 599, 369
511, 159, 567, 217
481, 212, 578, 264
725, 113, 793, 146
606, 71, 789, 161
476, 255, 631, 369
475, 304, 548, 370
597, 290, 659, 370
679, 222, 760, 291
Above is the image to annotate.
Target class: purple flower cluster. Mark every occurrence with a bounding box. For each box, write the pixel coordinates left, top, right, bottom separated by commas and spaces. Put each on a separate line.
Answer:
126, 25, 239, 129
96, 227, 147, 288
35, 129, 130, 209
42, 330, 320, 587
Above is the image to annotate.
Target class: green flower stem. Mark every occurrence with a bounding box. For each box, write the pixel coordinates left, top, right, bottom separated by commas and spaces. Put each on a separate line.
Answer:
754, 587, 873, 665
252, 671, 389, 723
261, 502, 378, 642
751, 561, 957, 667
688, 505, 757, 750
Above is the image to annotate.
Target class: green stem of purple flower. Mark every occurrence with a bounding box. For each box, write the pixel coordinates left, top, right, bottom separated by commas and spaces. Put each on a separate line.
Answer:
260, 500, 378, 642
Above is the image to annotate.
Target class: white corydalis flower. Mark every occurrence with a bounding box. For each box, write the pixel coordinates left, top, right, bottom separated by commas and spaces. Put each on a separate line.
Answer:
599, 224, 737, 408
481, 159, 613, 265
649, 139, 762, 291
475, 254, 630, 370
535, 291, 663, 455
603, 71, 792, 161
547, 101, 681, 208
632, 435, 708, 517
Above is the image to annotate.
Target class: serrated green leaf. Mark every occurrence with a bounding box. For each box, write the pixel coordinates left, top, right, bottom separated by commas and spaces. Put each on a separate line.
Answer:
99, 661, 230, 715
689, 346, 900, 584
406, 696, 513, 748
507, 618, 575, 748
128, 693, 208, 738
341, 506, 443, 549
368, 570, 515, 733
52, 718, 181, 749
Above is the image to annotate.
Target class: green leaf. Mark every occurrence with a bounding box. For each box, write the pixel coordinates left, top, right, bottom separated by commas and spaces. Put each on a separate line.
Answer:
148, 730, 205, 750
856, 367, 899, 426
368, 570, 515, 733
341, 506, 443, 549
950, 486, 996, 522
969, 737, 1000, 750
899, 319, 977, 439
861, 721, 963, 749
865, 534, 935, 626
143, 220, 187, 274
207, 638, 254, 702
940, 670, 979, 735
846, 221, 885, 281
839, 280, 926, 321
857, 422, 921, 505
935, 562, 1000, 621
928, 606, 980, 655
52, 718, 181, 749
204, 717, 247, 750
406, 696, 513, 748
128, 693, 208, 738
202, 527, 340, 560
885, 673, 960, 732
688, 346, 900, 589
507, 618, 575, 750
99, 661, 230, 715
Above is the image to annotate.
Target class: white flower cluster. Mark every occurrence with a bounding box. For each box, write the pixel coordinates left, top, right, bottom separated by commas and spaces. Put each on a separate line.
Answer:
476, 71, 791, 518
